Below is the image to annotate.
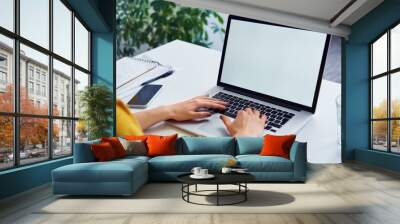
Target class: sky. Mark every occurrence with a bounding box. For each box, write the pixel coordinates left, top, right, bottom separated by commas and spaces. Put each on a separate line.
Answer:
0, 0, 89, 73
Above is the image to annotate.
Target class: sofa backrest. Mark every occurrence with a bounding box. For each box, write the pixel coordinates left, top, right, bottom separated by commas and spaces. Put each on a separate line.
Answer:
235, 137, 264, 155
176, 137, 236, 155
73, 140, 100, 163
74, 137, 302, 161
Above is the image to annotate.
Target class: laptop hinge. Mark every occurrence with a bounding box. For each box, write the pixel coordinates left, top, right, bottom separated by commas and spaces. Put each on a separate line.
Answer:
223, 86, 301, 112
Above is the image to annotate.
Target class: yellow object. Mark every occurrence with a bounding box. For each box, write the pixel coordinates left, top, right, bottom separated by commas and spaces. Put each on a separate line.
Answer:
116, 99, 144, 136
226, 159, 237, 167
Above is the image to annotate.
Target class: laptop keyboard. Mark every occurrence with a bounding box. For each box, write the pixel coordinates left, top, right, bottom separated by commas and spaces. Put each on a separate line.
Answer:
212, 92, 295, 132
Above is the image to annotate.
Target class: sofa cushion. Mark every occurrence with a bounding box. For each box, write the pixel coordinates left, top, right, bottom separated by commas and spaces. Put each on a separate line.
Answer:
53, 158, 147, 183
236, 155, 293, 172
177, 137, 236, 155
235, 137, 263, 155
260, 134, 296, 159
73, 140, 100, 163
119, 138, 148, 156
149, 154, 235, 172
147, 134, 178, 157
91, 142, 118, 162
101, 137, 127, 158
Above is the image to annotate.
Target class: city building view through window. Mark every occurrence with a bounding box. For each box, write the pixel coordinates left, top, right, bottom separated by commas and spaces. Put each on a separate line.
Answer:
0, 0, 90, 170
371, 23, 400, 153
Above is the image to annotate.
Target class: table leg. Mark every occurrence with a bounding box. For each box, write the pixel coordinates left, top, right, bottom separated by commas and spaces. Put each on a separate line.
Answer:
217, 184, 219, 206
245, 183, 247, 201
187, 184, 190, 202
195, 184, 198, 192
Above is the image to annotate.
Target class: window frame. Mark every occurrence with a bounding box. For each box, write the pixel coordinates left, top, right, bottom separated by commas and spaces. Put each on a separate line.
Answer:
370, 21, 400, 154
0, 0, 92, 171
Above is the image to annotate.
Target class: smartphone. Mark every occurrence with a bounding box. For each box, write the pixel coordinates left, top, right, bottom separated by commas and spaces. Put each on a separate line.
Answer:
128, 84, 162, 108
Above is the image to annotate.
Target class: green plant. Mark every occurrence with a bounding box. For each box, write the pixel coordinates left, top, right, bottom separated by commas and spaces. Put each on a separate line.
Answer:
79, 84, 113, 140
117, 0, 225, 58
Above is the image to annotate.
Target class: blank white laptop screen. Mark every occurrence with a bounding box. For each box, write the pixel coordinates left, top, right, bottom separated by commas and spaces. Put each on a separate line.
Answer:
220, 19, 327, 107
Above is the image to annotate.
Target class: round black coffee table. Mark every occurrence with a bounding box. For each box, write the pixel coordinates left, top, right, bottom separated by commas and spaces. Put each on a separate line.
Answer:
177, 173, 255, 206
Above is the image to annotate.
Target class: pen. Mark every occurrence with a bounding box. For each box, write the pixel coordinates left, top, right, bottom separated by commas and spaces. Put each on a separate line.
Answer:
140, 70, 174, 86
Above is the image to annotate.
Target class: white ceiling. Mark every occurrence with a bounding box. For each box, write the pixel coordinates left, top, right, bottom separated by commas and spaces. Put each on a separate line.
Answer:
225, 0, 353, 23
169, 0, 384, 37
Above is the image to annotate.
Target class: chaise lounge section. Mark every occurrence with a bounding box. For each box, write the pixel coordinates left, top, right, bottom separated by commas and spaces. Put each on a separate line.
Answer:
52, 137, 307, 196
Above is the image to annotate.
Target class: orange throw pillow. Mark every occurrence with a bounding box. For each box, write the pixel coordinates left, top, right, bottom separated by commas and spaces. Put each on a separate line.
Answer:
124, 135, 148, 141
91, 142, 117, 162
146, 134, 178, 157
259, 134, 296, 159
101, 137, 126, 158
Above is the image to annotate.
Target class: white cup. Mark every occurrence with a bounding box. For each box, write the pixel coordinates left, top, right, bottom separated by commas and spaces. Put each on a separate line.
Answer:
191, 167, 202, 176
200, 169, 208, 176
221, 167, 232, 174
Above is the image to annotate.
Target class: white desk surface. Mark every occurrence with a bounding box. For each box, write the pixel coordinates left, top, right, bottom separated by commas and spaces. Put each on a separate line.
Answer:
117, 40, 341, 164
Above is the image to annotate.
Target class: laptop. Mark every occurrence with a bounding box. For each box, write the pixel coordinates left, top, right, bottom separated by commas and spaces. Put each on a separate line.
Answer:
168, 15, 331, 137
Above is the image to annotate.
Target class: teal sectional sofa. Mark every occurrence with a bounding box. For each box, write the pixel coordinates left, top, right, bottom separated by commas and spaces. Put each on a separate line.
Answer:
52, 137, 307, 196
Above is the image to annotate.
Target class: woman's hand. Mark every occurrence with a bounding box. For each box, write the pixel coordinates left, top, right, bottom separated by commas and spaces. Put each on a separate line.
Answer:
166, 96, 228, 121
220, 108, 267, 137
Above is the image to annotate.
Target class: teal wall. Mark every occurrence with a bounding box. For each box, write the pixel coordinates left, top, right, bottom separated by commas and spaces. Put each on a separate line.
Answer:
0, 158, 72, 199
92, 32, 115, 135
344, 0, 400, 171
0, 0, 115, 200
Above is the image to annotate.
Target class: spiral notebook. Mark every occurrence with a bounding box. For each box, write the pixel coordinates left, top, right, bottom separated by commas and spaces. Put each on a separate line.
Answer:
116, 55, 174, 101
117, 56, 163, 89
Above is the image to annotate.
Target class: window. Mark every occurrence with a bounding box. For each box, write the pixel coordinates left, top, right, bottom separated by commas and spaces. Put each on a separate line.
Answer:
35, 83, 40, 95
75, 18, 90, 70
35, 70, 41, 81
28, 67, 34, 80
0, 55, 7, 67
20, 0, 49, 49
42, 85, 46, 97
28, 81, 34, 94
370, 23, 400, 153
53, 59, 72, 117
0, 71, 6, 85
0, 0, 14, 32
0, 0, 91, 170
53, 0, 72, 60
0, 34, 13, 113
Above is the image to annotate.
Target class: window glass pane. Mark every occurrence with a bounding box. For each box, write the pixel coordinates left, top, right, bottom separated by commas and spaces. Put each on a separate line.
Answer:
20, 117, 49, 165
53, 0, 72, 60
392, 24, 400, 70
0, 34, 14, 112
75, 120, 88, 143
20, 44, 49, 115
74, 69, 89, 118
372, 120, 388, 151
391, 72, 400, 118
53, 59, 72, 117
20, 0, 49, 49
0, 0, 14, 31
372, 76, 387, 119
372, 33, 387, 76
75, 18, 89, 70
0, 116, 13, 170
391, 120, 400, 153
53, 119, 72, 157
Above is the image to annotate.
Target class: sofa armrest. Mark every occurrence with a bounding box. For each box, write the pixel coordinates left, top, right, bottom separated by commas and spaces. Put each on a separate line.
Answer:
289, 141, 307, 181
73, 140, 100, 163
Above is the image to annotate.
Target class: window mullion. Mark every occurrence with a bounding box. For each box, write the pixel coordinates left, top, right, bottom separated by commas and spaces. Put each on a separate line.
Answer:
48, 0, 54, 160
13, 0, 20, 167
388, 30, 391, 152
71, 10, 76, 155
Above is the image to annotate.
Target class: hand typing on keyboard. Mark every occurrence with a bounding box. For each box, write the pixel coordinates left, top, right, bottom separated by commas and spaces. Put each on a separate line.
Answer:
166, 96, 228, 121
212, 92, 295, 132
220, 108, 267, 137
